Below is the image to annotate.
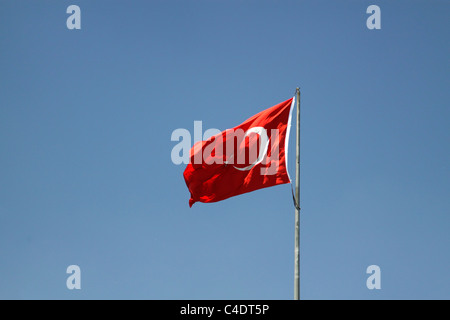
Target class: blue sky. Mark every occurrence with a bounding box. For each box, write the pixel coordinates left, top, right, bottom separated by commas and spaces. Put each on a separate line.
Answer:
0, 0, 449, 299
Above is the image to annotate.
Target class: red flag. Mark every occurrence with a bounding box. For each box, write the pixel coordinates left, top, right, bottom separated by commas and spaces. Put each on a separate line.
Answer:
184, 97, 295, 207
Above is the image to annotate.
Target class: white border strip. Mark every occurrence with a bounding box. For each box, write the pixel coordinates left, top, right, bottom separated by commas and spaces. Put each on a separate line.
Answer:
285, 96, 295, 182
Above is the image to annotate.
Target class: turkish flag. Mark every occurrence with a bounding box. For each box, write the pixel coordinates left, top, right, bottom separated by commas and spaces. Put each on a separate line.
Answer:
184, 97, 295, 207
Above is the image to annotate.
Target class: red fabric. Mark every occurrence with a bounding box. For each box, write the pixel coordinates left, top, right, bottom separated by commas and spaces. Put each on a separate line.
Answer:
184, 98, 294, 207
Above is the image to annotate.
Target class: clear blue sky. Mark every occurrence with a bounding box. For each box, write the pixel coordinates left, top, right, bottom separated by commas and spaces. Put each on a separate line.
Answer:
0, 0, 448, 300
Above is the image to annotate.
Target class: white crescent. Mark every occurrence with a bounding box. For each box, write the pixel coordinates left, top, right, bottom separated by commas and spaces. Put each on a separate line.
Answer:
233, 127, 269, 171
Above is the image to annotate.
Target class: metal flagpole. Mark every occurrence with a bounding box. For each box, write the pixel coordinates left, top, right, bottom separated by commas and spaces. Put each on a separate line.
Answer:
294, 87, 301, 300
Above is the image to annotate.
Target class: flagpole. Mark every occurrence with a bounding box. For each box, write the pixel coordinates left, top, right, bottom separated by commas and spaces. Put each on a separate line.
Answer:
294, 87, 301, 300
